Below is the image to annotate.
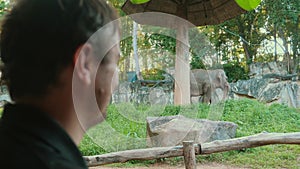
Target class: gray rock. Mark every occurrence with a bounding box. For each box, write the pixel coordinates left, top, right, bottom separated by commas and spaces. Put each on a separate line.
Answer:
191, 96, 201, 104
230, 79, 300, 108
112, 82, 132, 103
257, 83, 282, 102
230, 61, 300, 107
149, 87, 169, 105
146, 115, 237, 147
231, 78, 271, 98
249, 61, 287, 78
276, 82, 300, 107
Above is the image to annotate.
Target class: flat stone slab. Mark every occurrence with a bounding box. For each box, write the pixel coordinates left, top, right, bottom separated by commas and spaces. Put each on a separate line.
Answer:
146, 115, 237, 147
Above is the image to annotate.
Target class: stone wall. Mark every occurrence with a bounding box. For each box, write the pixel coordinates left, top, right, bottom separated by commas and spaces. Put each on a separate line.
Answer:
112, 81, 174, 105
230, 62, 300, 108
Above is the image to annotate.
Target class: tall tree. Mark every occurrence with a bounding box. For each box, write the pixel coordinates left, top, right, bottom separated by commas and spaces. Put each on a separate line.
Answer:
264, 0, 300, 73
209, 7, 266, 70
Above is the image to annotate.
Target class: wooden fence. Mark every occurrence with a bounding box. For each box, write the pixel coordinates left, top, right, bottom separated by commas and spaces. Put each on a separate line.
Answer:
84, 132, 300, 168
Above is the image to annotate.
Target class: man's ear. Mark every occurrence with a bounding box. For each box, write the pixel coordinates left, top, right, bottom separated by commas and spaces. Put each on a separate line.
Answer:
73, 44, 94, 86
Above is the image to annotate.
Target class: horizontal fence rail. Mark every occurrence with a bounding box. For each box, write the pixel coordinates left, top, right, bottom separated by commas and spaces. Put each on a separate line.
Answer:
84, 132, 300, 167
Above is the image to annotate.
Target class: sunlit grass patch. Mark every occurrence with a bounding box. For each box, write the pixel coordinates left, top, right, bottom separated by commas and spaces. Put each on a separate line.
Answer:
79, 98, 300, 168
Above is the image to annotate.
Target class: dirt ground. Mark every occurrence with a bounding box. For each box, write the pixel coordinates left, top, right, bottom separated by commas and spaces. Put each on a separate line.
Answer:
90, 162, 246, 169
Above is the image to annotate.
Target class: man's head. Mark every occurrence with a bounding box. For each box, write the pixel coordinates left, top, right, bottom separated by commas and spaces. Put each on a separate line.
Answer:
1, 0, 119, 100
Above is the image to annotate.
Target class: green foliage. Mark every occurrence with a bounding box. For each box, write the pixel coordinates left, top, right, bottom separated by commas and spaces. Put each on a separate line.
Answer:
205, 0, 300, 73
223, 63, 249, 82
0, 0, 9, 17
0, 1, 5, 13
223, 99, 300, 137
107, 0, 126, 16
105, 104, 147, 140
148, 33, 176, 54
160, 105, 181, 116
141, 68, 166, 80
111, 0, 300, 80
189, 28, 216, 69
79, 135, 106, 156
80, 99, 300, 168
197, 144, 300, 169
215, 7, 266, 67
201, 99, 300, 168
130, 0, 150, 4
235, 0, 261, 11
120, 37, 133, 62
190, 54, 206, 69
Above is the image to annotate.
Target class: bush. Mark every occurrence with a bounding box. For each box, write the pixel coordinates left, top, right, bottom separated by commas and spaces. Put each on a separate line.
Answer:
190, 55, 206, 69
223, 63, 249, 82
141, 68, 166, 80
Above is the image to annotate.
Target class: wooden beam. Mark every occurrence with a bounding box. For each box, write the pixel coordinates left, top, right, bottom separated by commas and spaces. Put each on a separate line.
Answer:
84, 145, 188, 167
201, 132, 300, 154
84, 132, 300, 167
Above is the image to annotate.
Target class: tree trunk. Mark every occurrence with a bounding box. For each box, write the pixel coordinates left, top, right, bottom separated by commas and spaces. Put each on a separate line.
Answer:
237, 17, 252, 67
132, 22, 143, 80
278, 28, 291, 72
242, 41, 252, 64
274, 24, 277, 61
292, 16, 299, 74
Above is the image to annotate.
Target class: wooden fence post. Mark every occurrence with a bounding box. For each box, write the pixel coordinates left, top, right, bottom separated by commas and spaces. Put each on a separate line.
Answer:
183, 141, 196, 169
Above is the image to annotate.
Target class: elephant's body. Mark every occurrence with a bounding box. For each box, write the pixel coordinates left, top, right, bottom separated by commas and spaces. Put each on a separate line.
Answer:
190, 69, 229, 103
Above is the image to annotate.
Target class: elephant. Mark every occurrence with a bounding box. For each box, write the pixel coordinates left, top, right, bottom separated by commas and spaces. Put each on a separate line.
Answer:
190, 69, 230, 104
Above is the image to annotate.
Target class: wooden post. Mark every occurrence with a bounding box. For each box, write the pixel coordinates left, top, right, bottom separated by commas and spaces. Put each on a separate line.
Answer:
174, 24, 190, 105
174, 1, 190, 105
183, 141, 196, 169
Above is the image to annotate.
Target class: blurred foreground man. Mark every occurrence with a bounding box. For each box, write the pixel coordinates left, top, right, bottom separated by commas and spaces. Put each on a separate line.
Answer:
0, 0, 120, 168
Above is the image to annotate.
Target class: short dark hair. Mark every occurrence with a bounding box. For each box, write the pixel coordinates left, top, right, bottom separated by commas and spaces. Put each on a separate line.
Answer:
0, 0, 118, 100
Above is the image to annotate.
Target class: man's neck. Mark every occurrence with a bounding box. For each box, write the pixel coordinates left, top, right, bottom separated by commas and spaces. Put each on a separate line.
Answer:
15, 89, 84, 145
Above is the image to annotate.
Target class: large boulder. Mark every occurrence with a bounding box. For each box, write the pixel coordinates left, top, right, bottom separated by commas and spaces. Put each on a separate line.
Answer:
230, 78, 272, 99
230, 79, 300, 108
249, 61, 288, 78
146, 115, 237, 147
230, 61, 300, 108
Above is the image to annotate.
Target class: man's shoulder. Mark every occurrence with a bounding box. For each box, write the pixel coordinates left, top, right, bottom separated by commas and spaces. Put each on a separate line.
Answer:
0, 119, 87, 169
45, 160, 88, 169
0, 135, 87, 169
34, 144, 88, 169
0, 135, 47, 168
0, 155, 87, 169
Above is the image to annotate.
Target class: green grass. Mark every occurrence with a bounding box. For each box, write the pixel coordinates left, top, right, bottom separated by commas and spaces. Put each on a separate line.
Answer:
79, 99, 300, 168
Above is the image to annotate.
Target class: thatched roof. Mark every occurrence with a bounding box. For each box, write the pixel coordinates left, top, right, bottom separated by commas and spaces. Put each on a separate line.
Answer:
122, 0, 246, 26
